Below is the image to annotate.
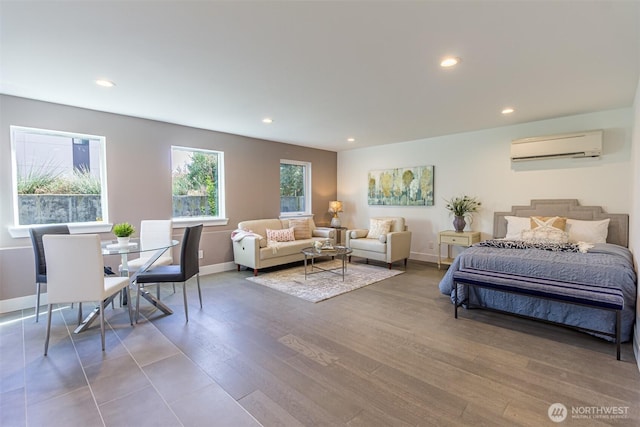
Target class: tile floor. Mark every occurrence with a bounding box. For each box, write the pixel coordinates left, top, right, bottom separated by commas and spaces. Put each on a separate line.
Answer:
0, 288, 261, 427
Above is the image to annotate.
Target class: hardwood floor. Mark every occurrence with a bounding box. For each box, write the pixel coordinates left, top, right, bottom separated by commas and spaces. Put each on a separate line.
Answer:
2, 260, 639, 426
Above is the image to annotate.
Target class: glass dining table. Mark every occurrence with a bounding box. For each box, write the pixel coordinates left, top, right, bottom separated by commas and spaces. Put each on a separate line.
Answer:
73, 238, 179, 334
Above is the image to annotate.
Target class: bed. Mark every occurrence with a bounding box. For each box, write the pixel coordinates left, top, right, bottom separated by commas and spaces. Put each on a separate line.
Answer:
438, 199, 637, 352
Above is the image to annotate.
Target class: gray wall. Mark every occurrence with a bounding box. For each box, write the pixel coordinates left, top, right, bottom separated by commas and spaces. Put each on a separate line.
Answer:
0, 95, 337, 303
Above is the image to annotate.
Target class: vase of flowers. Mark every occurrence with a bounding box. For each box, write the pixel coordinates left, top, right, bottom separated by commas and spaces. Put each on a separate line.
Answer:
445, 195, 481, 232
112, 222, 135, 246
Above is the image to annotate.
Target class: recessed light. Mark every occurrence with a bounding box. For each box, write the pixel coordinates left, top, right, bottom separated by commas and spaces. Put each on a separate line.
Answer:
347, 138, 355, 143
440, 57, 461, 68
95, 79, 115, 87
502, 107, 515, 115
262, 118, 273, 124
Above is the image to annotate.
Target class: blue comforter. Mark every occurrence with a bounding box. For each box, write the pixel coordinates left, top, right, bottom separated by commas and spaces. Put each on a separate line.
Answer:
438, 243, 637, 341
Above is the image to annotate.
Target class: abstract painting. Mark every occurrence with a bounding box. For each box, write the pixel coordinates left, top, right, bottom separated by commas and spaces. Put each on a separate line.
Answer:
367, 165, 434, 206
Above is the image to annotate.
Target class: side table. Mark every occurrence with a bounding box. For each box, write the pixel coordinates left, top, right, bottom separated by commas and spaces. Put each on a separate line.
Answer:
437, 230, 481, 269
331, 226, 347, 245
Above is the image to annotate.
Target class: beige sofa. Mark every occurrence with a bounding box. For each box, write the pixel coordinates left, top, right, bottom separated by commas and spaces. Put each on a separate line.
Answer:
346, 216, 411, 269
232, 218, 335, 276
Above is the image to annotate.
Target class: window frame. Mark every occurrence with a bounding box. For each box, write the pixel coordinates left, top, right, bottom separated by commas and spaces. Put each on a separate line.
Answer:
280, 159, 312, 218
171, 145, 228, 227
8, 126, 111, 238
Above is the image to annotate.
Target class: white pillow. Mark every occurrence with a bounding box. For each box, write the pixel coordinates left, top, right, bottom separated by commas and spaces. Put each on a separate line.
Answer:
565, 218, 610, 244
504, 216, 531, 240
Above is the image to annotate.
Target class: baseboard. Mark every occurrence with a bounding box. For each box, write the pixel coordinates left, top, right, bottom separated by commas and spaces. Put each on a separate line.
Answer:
0, 295, 41, 315
200, 261, 237, 276
0, 261, 239, 314
409, 251, 439, 264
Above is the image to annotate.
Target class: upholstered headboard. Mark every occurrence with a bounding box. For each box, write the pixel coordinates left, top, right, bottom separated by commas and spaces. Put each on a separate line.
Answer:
493, 199, 629, 247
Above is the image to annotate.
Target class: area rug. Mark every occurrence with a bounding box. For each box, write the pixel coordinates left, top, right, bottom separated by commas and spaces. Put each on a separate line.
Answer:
245, 260, 404, 302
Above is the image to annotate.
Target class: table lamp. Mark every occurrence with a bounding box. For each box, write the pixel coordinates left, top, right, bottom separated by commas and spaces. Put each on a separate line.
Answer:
328, 201, 343, 227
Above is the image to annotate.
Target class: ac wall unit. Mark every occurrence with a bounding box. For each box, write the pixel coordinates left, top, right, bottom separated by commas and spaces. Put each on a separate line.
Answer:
510, 130, 603, 162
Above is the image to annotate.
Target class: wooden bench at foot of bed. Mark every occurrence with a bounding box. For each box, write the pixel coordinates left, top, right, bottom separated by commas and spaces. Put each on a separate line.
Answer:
452, 268, 624, 360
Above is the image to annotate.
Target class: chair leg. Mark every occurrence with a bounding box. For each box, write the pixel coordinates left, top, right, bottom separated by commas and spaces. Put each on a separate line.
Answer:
100, 300, 106, 351
125, 286, 134, 326
44, 304, 53, 355
35, 282, 41, 322
157, 283, 160, 300
196, 274, 202, 309
77, 302, 83, 325
173, 282, 176, 294
182, 281, 189, 322
135, 282, 141, 323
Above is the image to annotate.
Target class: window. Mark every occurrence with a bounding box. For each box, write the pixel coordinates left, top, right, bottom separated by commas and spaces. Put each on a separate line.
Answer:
171, 146, 225, 222
280, 160, 311, 216
10, 126, 108, 230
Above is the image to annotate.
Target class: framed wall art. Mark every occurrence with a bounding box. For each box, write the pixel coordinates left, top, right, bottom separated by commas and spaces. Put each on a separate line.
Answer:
367, 165, 434, 206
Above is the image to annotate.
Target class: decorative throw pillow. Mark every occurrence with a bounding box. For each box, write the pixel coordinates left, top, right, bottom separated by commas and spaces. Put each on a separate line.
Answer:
521, 228, 569, 244
288, 218, 312, 240
504, 216, 531, 240
367, 219, 392, 239
521, 227, 569, 243
565, 218, 610, 244
266, 227, 295, 242
530, 216, 567, 231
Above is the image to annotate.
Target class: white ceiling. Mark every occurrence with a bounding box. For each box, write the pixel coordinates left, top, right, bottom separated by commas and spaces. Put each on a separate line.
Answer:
1, 1, 639, 152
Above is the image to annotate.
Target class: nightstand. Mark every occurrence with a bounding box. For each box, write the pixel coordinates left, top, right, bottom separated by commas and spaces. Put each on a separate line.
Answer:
438, 230, 481, 269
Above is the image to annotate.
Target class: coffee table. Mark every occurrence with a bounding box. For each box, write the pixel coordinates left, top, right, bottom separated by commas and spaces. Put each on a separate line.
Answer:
301, 245, 353, 281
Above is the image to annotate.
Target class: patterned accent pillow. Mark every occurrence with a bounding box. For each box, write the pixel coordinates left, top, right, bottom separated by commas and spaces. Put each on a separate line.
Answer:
367, 219, 392, 239
288, 218, 312, 240
521, 228, 569, 244
530, 216, 567, 231
266, 227, 295, 242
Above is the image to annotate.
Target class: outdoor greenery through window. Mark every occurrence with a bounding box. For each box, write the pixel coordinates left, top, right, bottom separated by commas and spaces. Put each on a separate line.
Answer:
172, 146, 224, 219
11, 126, 107, 226
280, 160, 311, 215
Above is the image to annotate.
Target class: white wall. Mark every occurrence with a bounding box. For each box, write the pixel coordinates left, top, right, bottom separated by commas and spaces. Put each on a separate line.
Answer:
338, 108, 633, 263
629, 76, 640, 368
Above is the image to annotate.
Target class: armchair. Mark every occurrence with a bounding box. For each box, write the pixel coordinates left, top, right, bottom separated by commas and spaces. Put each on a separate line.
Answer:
346, 216, 411, 269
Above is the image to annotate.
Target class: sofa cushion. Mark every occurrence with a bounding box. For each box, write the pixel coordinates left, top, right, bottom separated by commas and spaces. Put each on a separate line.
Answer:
367, 219, 392, 239
260, 240, 316, 260
289, 218, 312, 239
266, 227, 295, 242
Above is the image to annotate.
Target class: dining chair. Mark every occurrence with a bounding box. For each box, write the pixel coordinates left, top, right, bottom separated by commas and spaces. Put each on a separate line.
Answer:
135, 224, 203, 322
42, 234, 134, 355
29, 225, 70, 322
119, 219, 175, 297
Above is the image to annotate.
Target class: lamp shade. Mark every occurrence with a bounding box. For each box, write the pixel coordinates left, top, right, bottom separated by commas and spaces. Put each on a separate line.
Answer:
328, 201, 343, 214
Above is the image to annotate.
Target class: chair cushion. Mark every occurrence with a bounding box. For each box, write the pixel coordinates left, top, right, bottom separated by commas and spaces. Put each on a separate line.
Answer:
349, 238, 386, 254
124, 255, 173, 272
136, 265, 182, 283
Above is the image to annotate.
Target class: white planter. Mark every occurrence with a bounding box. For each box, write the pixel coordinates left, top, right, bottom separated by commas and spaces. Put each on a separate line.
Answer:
117, 237, 131, 246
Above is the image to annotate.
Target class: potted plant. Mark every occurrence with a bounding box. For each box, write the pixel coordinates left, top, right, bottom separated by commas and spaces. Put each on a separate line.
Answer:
112, 222, 136, 246
445, 195, 481, 232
